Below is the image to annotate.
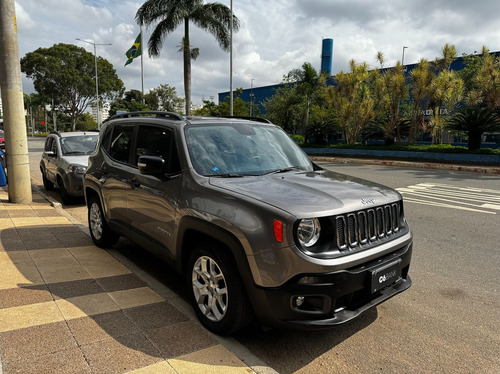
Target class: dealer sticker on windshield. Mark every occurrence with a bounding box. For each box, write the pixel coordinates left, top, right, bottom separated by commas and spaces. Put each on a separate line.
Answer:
371, 259, 402, 293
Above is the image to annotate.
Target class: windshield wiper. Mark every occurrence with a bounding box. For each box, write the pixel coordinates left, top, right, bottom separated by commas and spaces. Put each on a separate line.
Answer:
263, 166, 303, 175
214, 173, 244, 178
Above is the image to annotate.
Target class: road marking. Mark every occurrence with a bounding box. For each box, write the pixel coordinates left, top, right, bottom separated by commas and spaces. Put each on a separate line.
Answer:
481, 204, 500, 210
397, 183, 500, 214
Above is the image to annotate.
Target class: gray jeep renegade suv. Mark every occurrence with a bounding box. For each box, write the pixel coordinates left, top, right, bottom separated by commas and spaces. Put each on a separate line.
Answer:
84, 112, 412, 335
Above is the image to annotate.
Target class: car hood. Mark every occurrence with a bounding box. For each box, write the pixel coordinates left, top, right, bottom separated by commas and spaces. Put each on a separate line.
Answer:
208, 170, 401, 217
60, 155, 91, 166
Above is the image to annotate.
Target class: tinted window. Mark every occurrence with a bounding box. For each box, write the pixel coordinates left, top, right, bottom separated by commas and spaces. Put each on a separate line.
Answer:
44, 137, 54, 152
108, 125, 134, 164
136, 125, 180, 173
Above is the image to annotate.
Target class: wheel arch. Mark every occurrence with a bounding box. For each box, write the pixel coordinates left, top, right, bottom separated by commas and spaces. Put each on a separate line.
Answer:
177, 217, 253, 284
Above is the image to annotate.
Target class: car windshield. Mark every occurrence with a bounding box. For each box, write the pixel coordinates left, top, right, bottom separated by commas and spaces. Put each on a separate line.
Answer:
185, 123, 313, 176
60, 135, 98, 155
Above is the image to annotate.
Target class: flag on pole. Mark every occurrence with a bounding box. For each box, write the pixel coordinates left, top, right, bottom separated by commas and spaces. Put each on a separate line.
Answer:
124, 33, 142, 66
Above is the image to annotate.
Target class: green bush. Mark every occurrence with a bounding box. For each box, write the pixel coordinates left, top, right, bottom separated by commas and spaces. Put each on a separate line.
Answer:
303, 142, 500, 155
290, 134, 305, 145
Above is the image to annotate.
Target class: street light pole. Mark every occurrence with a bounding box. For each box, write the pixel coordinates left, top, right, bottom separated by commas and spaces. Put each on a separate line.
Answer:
250, 78, 255, 116
76, 38, 111, 129
401, 46, 408, 65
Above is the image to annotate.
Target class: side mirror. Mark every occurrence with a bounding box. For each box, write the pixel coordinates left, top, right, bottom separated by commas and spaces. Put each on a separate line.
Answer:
138, 155, 165, 176
45, 150, 56, 157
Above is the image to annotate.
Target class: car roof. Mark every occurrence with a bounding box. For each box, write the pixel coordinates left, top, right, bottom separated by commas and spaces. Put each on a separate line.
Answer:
105, 111, 273, 127
51, 131, 99, 138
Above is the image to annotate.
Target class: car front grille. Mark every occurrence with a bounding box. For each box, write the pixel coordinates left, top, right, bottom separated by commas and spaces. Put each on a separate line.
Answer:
335, 202, 401, 250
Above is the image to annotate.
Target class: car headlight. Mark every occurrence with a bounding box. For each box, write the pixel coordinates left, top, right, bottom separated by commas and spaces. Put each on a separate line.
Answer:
297, 218, 321, 247
68, 164, 87, 174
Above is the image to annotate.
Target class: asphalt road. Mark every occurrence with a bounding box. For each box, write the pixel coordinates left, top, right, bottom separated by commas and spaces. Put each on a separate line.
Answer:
26, 138, 500, 373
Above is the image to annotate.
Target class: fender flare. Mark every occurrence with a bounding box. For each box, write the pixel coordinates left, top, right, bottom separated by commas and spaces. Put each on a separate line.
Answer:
176, 216, 253, 283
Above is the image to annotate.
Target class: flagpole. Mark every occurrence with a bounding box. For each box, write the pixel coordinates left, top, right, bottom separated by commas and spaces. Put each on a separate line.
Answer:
140, 27, 144, 104
229, 0, 233, 116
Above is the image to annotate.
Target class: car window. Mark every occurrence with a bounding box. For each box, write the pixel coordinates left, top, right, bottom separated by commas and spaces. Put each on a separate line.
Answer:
185, 124, 312, 176
60, 135, 98, 155
44, 137, 54, 152
135, 125, 181, 173
108, 125, 134, 164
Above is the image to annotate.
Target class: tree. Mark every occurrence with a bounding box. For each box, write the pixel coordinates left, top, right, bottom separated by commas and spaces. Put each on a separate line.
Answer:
145, 83, 184, 112
193, 99, 224, 116
408, 59, 433, 143
265, 62, 328, 136
445, 106, 500, 150
460, 47, 500, 110
264, 84, 302, 133
428, 70, 464, 143
327, 60, 375, 144
20, 43, 124, 131
370, 52, 408, 144
426, 44, 464, 143
109, 89, 149, 116
76, 113, 98, 131
192, 89, 251, 117
136, 0, 240, 116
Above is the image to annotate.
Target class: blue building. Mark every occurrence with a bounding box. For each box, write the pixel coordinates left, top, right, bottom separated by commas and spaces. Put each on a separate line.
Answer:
219, 41, 499, 118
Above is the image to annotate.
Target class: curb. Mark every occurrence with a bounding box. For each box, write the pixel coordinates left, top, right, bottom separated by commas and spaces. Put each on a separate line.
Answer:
310, 156, 500, 174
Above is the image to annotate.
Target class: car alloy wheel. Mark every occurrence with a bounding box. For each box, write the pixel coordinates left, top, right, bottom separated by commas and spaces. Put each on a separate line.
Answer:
88, 196, 119, 247
188, 245, 253, 335
192, 255, 228, 322
89, 201, 104, 241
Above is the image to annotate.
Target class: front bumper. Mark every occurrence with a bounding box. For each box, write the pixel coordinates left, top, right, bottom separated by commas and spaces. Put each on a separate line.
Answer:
248, 242, 412, 329
63, 173, 85, 197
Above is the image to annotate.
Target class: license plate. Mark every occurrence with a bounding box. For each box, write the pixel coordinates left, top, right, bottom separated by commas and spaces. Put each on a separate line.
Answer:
371, 259, 402, 293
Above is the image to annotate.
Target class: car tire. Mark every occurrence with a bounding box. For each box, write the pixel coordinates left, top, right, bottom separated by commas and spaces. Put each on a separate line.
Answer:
188, 244, 254, 335
59, 179, 72, 205
42, 170, 54, 191
88, 196, 119, 248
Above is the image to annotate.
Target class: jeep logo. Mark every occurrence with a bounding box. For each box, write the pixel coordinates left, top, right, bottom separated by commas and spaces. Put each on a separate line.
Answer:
361, 198, 375, 205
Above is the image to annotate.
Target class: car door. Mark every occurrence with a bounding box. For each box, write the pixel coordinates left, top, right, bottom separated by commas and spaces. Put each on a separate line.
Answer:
126, 124, 183, 260
44, 136, 59, 183
99, 123, 136, 229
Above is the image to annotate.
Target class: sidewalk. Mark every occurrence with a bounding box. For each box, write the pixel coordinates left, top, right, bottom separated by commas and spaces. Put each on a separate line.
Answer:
0, 186, 274, 374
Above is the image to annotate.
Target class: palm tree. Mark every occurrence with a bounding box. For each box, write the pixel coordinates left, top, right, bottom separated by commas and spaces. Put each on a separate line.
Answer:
136, 0, 239, 116
445, 106, 500, 150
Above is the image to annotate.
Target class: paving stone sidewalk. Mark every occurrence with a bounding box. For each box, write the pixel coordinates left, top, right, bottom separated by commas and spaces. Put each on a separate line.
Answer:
0, 187, 266, 374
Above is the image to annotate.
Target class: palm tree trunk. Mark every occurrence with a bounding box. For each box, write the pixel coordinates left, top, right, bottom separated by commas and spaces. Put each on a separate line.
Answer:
184, 18, 191, 116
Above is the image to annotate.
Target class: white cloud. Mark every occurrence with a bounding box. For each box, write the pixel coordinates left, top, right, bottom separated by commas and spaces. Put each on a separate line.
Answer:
13, 0, 500, 106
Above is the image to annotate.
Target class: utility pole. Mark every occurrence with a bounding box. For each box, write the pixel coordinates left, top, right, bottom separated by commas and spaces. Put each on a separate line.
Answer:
0, 0, 32, 203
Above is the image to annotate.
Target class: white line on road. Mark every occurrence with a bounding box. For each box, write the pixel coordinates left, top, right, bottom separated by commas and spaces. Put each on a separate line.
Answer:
397, 183, 500, 215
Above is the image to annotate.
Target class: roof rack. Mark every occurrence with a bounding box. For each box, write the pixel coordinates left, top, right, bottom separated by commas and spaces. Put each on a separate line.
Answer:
224, 116, 272, 124
107, 111, 185, 121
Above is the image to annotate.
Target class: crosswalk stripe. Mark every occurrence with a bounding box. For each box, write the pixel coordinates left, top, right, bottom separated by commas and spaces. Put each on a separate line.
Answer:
397, 183, 500, 214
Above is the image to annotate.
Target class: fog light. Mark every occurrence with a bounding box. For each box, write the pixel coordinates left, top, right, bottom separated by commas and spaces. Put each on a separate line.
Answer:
298, 276, 318, 284
295, 296, 305, 307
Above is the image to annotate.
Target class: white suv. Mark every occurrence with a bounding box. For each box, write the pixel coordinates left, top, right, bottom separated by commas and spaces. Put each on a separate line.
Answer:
40, 131, 98, 204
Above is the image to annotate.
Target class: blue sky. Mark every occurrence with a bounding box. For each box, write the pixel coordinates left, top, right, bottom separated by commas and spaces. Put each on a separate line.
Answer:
15, 0, 500, 106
